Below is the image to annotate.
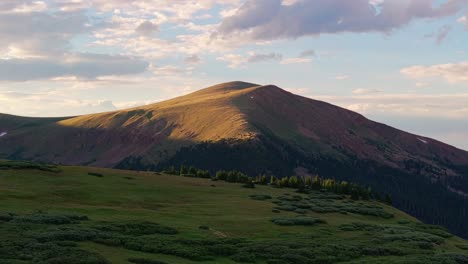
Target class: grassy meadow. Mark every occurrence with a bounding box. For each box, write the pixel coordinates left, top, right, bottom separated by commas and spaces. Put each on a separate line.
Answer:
0, 160, 467, 264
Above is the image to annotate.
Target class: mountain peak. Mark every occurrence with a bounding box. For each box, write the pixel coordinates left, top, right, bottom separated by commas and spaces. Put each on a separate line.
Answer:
195, 81, 260, 94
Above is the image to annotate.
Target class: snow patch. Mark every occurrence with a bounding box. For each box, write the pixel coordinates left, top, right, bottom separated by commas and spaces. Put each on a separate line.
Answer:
0, 132, 7, 137
417, 138, 428, 144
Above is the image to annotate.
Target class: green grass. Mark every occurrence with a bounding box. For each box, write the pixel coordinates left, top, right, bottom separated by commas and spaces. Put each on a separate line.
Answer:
0, 161, 467, 263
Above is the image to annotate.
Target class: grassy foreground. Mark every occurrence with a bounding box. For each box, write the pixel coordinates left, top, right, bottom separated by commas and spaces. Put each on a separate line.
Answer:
0, 161, 468, 264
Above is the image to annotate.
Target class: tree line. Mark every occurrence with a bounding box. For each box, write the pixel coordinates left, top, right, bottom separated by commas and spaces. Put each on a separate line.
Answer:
163, 165, 392, 204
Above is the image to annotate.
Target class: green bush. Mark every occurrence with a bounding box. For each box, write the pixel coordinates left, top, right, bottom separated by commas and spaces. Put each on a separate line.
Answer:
14, 213, 88, 225
271, 217, 326, 226
249, 194, 272, 200
95, 221, 178, 236
88, 172, 103, 177
128, 258, 167, 264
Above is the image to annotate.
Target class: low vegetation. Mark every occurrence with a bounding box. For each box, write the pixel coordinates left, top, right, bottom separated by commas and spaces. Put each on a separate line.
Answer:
165, 165, 393, 204
0, 160, 467, 263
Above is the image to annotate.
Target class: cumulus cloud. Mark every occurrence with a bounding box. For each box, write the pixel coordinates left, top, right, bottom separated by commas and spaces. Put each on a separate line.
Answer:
151, 65, 193, 76
401, 61, 468, 84
217, 52, 282, 68
0, 9, 91, 58
184, 54, 202, 64
218, 0, 467, 40
135, 21, 159, 36
247, 52, 282, 63
0, 54, 149, 81
458, 14, 468, 28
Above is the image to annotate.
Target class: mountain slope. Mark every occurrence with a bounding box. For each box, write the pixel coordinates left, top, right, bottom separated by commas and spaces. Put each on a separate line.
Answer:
1, 161, 468, 263
1, 81, 468, 238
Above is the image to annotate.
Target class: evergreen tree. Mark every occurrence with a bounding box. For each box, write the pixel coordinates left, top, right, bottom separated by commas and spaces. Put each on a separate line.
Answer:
180, 165, 188, 175
270, 176, 277, 186
216, 170, 227, 181
288, 176, 299, 188
384, 194, 392, 205
305, 176, 312, 187
189, 166, 197, 175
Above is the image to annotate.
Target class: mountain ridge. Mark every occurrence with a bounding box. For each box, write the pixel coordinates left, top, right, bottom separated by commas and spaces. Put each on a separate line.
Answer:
1, 81, 468, 238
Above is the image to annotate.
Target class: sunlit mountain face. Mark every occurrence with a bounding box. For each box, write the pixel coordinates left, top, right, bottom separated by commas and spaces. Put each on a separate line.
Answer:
0, 0, 467, 150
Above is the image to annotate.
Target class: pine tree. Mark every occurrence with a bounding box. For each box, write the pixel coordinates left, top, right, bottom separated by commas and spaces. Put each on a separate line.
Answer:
384, 194, 392, 205
189, 166, 197, 175
270, 176, 277, 186
180, 165, 188, 175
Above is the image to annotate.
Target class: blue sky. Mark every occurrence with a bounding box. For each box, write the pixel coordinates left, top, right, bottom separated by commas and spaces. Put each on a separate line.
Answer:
0, 0, 467, 150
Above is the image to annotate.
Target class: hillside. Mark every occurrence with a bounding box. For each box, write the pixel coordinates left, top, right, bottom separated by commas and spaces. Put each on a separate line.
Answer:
0, 160, 468, 264
1, 81, 468, 238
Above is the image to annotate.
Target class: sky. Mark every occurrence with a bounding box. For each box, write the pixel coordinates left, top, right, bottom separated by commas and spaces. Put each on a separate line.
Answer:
0, 0, 467, 150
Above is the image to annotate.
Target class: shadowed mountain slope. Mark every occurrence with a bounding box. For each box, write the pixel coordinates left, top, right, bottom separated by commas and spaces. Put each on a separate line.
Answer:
1, 81, 468, 237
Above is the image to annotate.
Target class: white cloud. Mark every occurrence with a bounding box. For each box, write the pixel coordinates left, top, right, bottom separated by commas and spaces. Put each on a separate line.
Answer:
11, 1, 47, 13
217, 51, 282, 68
218, 0, 467, 40
336, 75, 351, 80
280, 57, 311, 64
352, 88, 382, 95
458, 15, 467, 28
135, 21, 159, 36
151, 64, 194, 76
401, 61, 468, 84
315, 93, 468, 119
0, 54, 149, 81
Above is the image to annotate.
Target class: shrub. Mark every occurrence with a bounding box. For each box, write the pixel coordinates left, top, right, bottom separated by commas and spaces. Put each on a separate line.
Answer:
128, 258, 167, 264
188, 166, 197, 175
249, 194, 272, 200
271, 217, 326, 226
179, 165, 188, 175
242, 181, 255, 188
95, 222, 178, 236
216, 170, 228, 181
14, 213, 87, 225
88, 172, 103, 177
0, 212, 14, 221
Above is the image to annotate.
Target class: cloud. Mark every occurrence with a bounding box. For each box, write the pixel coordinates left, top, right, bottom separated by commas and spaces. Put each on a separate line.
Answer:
280, 57, 311, 64
0, 9, 91, 58
425, 25, 452, 45
135, 21, 159, 36
218, 0, 467, 40
247, 52, 282, 63
184, 54, 202, 64
299, 49, 315, 58
336, 75, 351, 80
0, 90, 118, 116
0, 54, 149, 81
458, 14, 468, 28
314, 93, 468, 120
217, 52, 282, 68
352, 88, 382, 95
10, 1, 48, 13
151, 65, 193, 76
401, 61, 468, 84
